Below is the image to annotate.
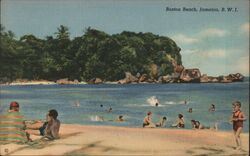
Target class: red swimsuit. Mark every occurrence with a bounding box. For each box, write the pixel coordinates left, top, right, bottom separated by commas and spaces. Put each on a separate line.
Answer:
233, 110, 243, 131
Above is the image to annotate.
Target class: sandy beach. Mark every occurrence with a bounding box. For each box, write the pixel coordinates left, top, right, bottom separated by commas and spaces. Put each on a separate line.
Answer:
0, 124, 249, 155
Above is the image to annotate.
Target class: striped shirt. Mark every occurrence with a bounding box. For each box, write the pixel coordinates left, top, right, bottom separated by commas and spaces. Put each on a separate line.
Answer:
0, 111, 28, 144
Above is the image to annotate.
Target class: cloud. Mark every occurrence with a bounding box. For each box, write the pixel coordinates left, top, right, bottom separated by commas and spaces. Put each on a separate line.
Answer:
171, 28, 229, 45
234, 56, 249, 76
240, 23, 249, 33
198, 28, 228, 38
171, 34, 199, 45
199, 49, 226, 58
182, 48, 249, 76
185, 49, 226, 58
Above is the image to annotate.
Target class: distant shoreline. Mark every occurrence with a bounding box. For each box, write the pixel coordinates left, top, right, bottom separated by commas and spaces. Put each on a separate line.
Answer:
0, 78, 248, 86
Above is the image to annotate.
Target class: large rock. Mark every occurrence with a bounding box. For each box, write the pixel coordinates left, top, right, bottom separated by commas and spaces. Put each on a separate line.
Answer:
218, 76, 232, 83
200, 74, 209, 83
56, 78, 79, 84
94, 78, 103, 84
180, 68, 201, 83
139, 74, 148, 83
88, 78, 103, 84
226, 73, 244, 82
118, 72, 138, 84
125, 72, 138, 82
56, 78, 70, 85
161, 75, 174, 83
118, 79, 127, 84
174, 64, 184, 74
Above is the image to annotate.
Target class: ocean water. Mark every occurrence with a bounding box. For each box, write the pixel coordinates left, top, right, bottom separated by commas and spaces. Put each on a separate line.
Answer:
0, 80, 249, 132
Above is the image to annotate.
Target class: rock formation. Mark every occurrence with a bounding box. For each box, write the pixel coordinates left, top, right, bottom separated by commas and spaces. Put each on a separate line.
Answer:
179, 68, 201, 83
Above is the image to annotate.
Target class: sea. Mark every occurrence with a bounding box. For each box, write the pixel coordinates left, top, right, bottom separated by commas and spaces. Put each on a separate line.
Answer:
0, 78, 249, 132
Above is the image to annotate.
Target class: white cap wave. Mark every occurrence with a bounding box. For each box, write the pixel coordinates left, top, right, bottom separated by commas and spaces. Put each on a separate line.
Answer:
147, 96, 160, 106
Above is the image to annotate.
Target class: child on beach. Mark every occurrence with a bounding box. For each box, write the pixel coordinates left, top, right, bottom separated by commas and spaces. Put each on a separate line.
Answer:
143, 111, 156, 128
230, 101, 246, 150
156, 116, 167, 127
171, 114, 185, 128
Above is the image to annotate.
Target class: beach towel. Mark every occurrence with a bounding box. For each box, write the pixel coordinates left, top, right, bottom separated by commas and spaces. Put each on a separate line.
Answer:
0, 111, 28, 144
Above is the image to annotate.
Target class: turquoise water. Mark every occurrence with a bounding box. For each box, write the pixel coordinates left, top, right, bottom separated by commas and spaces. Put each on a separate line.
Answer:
0, 80, 249, 132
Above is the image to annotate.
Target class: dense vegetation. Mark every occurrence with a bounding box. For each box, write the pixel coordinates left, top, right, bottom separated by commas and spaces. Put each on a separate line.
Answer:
0, 25, 182, 82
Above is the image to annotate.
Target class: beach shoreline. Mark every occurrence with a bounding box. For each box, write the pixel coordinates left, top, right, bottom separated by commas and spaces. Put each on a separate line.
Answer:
1, 124, 249, 155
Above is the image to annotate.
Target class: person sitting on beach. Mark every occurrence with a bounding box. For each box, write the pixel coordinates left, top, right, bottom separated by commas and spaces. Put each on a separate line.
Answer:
156, 116, 167, 127
171, 114, 185, 128
42, 109, 60, 140
143, 111, 156, 128
0, 101, 32, 144
230, 101, 246, 150
209, 104, 215, 112
26, 109, 60, 140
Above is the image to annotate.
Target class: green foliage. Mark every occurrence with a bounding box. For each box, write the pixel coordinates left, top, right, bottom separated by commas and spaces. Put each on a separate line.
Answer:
0, 25, 182, 82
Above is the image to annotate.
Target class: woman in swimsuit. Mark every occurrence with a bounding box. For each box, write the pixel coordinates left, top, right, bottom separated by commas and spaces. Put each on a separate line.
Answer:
231, 101, 246, 150
143, 111, 155, 128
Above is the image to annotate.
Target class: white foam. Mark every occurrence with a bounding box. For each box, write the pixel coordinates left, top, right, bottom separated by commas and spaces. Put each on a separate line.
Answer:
146, 96, 160, 106
90, 115, 104, 121
165, 100, 188, 105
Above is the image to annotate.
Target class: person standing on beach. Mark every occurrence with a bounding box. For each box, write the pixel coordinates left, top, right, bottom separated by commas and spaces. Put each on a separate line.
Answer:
143, 111, 155, 128
231, 101, 246, 150
0, 101, 32, 144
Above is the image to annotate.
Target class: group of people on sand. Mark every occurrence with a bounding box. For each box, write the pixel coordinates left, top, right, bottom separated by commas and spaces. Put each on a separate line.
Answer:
142, 112, 184, 128
142, 112, 167, 128
0, 101, 60, 144
142, 101, 246, 151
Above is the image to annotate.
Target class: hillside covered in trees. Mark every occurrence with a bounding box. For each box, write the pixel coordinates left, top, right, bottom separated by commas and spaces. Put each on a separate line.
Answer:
0, 25, 183, 83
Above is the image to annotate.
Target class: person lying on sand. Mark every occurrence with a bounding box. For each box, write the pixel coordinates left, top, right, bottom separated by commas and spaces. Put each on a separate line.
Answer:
0, 101, 32, 144
155, 116, 167, 127
143, 111, 156, 128
171, 114, 185, 128
191, 120, 218, 130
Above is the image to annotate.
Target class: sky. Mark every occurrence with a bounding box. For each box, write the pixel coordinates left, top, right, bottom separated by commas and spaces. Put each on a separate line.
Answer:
1, 0, 249, 76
